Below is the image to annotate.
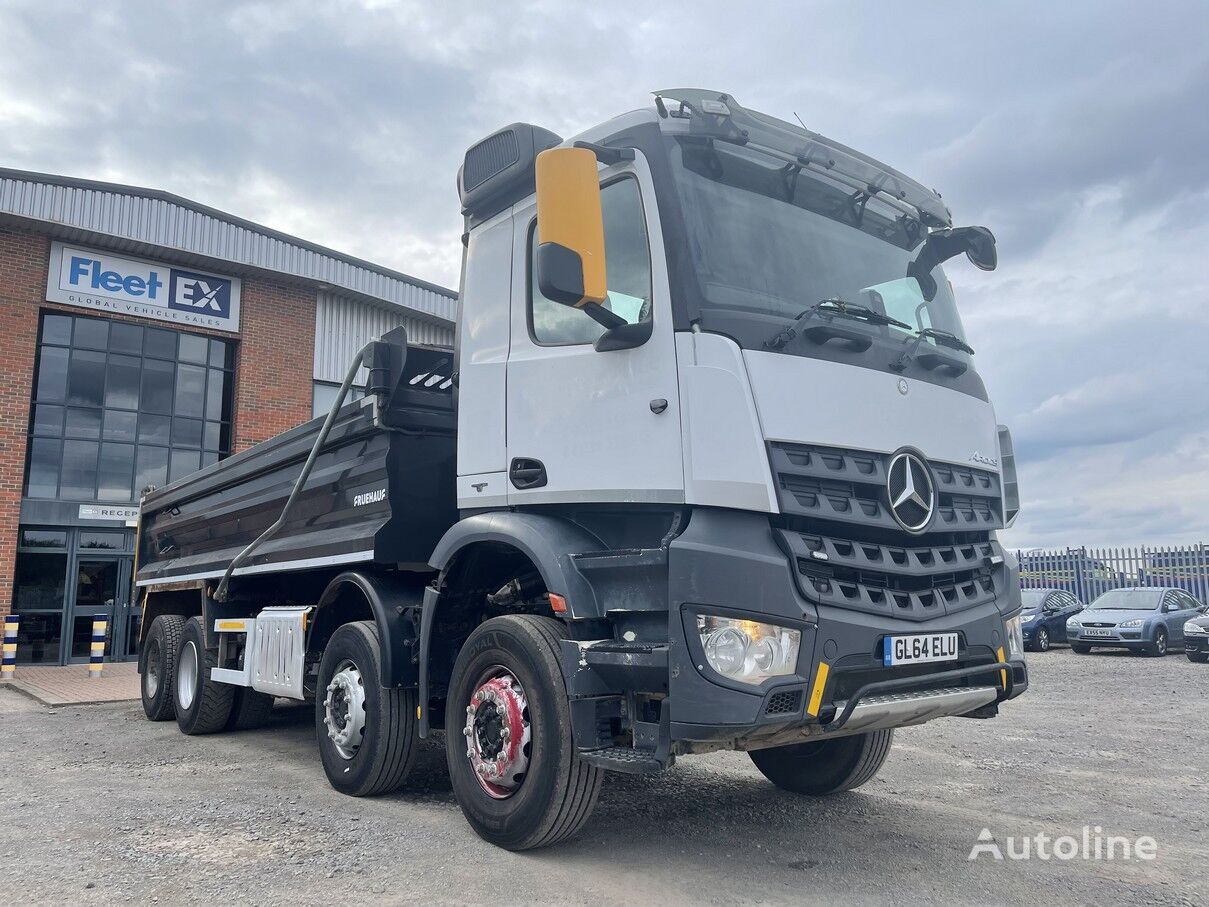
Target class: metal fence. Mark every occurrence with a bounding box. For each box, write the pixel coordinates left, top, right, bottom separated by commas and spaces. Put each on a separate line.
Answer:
1015, 544, 1209, 605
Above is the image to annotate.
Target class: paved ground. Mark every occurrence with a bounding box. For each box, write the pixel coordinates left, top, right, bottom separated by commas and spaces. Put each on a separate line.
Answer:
1, 646, 1206, 905
1, 662, 138, 706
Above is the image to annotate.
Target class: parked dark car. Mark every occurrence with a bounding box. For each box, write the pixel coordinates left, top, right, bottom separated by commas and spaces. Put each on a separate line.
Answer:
1019, 588, 1084, 651
1184, 610, 1209, 663
1066, 587, 1203, 656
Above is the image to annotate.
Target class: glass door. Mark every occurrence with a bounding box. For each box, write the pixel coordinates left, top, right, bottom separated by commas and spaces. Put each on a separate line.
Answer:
66, 557, 133, 663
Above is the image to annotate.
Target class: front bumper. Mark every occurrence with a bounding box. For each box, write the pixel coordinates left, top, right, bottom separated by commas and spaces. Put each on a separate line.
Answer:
666, 509, 1027, 749
1069, 630, 1149, 649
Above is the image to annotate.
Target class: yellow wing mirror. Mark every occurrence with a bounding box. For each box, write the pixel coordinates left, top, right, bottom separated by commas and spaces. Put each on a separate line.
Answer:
534, 147, 608, 309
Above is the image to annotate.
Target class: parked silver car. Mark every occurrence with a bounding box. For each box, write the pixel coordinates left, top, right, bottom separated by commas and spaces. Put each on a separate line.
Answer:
1065, 587, 1203, 656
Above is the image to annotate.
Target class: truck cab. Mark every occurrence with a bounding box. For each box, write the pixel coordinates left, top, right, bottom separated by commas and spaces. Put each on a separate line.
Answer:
450, 87, 1025, 737
134, 89, 1027, 851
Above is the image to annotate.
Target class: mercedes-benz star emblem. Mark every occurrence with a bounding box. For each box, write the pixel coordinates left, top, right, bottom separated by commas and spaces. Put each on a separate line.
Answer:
886, 451, 936, 533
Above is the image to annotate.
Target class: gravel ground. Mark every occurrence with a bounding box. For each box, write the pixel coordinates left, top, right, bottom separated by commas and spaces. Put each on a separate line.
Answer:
2, 647, 1206, 905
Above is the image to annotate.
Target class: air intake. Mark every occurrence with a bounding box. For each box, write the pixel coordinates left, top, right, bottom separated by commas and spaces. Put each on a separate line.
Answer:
458, 123, 562, 221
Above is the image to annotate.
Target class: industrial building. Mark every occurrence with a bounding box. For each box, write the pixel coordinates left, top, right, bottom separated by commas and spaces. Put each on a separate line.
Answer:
0, 167, 455, 664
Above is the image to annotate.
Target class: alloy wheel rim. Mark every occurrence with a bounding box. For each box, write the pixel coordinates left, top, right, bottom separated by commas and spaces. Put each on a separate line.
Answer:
145, 638, 161, 698
463, 668, 531, 799
177, 641, 198, 711
1038, 629, 1049, 651
323, 660, 367, 760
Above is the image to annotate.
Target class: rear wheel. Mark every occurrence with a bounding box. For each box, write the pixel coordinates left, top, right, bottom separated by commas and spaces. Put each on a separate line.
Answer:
175, 617, 235, 735
227, 688, 275, 730
1071, 643, 1092, 654
140, 614, 185, 721
749, 729, 894, 795
445, 614, 602, 851
315, 621, 417, 797
1146, 628, 1168, 657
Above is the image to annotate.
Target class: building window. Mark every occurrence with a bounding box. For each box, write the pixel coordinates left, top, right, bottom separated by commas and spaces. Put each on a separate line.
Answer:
312, 380, 365, 419
25, 312, 235, 502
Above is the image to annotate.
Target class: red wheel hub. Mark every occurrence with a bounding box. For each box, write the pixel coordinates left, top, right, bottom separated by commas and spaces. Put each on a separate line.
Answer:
463, 671, 531, 799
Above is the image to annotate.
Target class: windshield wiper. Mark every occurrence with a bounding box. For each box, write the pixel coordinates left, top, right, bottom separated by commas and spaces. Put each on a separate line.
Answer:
763, 298, 911, 350
891, 328, 975, 375
917, 328, 974, 354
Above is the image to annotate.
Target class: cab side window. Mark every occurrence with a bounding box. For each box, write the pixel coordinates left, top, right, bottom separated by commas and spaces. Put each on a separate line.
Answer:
529, 177, 652, 345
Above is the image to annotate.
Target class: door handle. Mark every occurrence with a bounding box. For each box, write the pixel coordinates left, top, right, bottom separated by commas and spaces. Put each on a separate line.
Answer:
509, 458, 547, 490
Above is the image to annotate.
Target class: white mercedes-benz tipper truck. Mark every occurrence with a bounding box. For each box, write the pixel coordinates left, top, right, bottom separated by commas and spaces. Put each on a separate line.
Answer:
134, 88, 1027, 850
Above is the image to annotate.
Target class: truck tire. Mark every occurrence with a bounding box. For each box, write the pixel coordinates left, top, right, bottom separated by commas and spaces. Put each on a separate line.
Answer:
140, 614, 186, 721
315, 621, 417, 797
749, 729, 894, 795
175, 616, 235, 735
445, 614, 603, 851
227, 688, 275, 731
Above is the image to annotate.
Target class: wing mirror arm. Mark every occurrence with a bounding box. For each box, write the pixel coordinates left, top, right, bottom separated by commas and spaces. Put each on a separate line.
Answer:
908, 226, 997, 301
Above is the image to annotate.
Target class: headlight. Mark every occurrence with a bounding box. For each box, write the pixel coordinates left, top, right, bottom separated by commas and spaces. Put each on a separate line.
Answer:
695, 615, 801, 685
1021, 613, 1037, 624
1066, 617, 1080, 630
1119, 619, 1144, 629
1005, 615, 1024, 659
1186, 621, 1208, 636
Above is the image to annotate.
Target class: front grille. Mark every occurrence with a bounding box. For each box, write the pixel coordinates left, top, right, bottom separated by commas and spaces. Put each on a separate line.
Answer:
769, 442, 1005, 622
769, 442, 1004, 533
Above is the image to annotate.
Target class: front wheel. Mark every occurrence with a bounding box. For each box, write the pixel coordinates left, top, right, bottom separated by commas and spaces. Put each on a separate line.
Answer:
1034, 627, 1051, 652
1146, 628, 1168, 657
315, 621, 418, 797
749, 729, 894, 795
1071, 643, 1092, 654
1188, 651, 1209, 664
445, 615, 602, 851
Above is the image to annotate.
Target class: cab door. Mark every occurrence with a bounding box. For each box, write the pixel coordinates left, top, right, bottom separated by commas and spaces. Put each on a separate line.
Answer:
505, 154, 682, 506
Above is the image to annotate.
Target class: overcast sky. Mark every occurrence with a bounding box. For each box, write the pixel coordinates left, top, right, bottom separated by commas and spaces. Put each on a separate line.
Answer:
2, 1, 1206, 549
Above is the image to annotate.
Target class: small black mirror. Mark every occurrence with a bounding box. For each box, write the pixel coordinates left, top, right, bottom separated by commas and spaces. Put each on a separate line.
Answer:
961, 225, 997, 271
594, 319, 652, 352
536, 242, 587, 307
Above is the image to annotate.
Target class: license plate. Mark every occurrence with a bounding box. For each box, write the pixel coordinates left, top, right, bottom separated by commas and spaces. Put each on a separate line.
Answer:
883, 632, 959, 666
1082, 628, 1113, 637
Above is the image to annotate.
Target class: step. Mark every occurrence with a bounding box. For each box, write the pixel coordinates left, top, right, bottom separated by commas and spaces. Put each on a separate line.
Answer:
579, 746, 669, 775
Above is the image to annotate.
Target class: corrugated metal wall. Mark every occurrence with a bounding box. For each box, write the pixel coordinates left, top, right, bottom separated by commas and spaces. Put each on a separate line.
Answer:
0, 171, 458, 324
314, 293, 455, 384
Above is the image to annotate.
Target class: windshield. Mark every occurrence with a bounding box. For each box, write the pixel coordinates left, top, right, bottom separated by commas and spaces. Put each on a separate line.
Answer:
1020, 590, 1048, 608
667, 137, 970, 363
1088, 589, 1163, 611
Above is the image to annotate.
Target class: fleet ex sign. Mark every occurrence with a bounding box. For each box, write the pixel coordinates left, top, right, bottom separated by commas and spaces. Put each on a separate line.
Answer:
47, 242, 241, 334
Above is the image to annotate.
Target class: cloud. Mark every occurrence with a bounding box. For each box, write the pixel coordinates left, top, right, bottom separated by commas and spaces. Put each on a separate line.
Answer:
1, 0, 1205, 547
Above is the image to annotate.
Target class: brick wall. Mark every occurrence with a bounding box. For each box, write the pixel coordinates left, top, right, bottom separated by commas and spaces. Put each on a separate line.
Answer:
0, 226, 316, 615
231, 278, 315, 452
0, 227, 50, 615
